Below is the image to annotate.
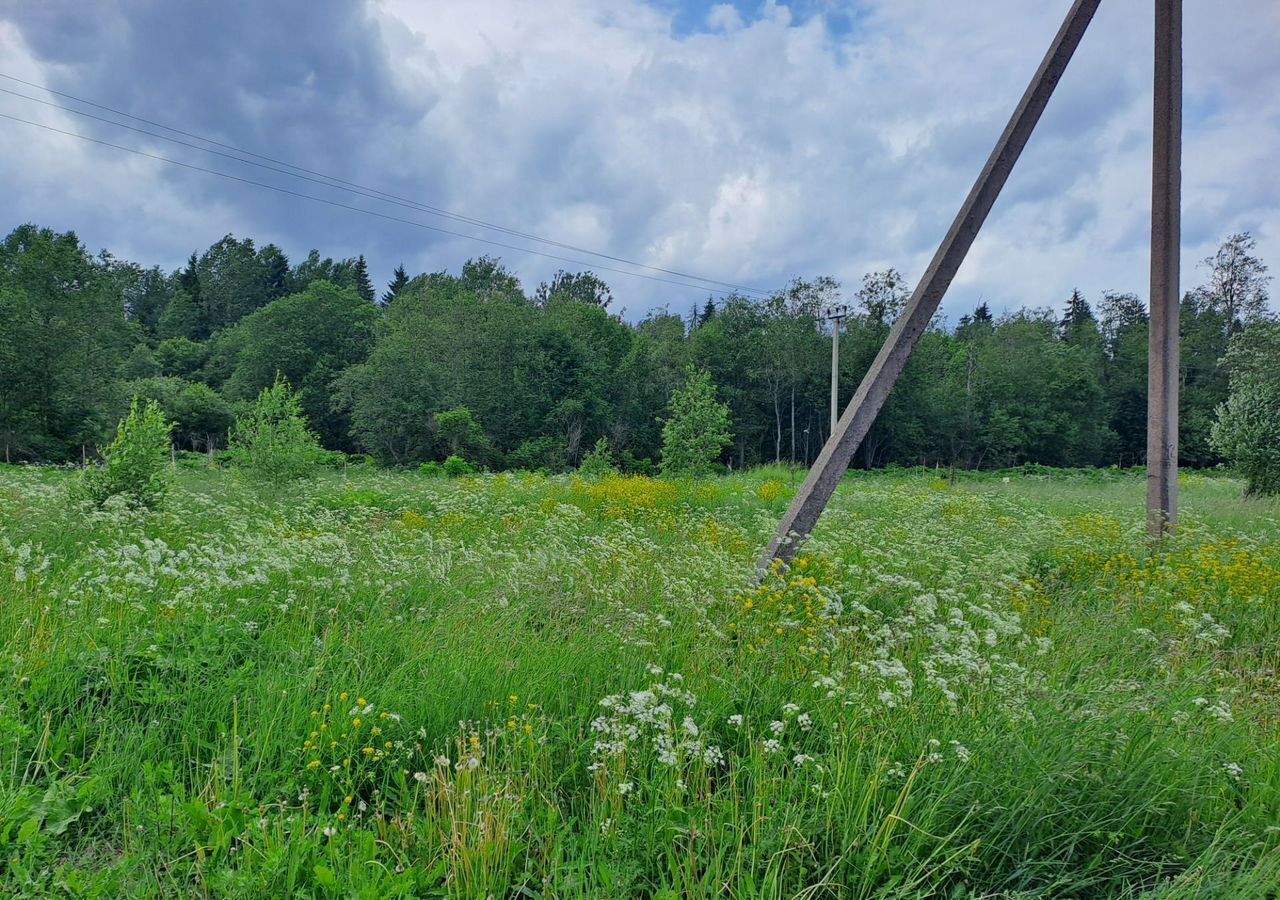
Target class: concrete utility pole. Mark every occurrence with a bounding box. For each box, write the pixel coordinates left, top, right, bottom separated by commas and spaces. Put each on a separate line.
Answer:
826, 304, 850, 435
1147, 0, 1181, 539
758, 0, 1101, 572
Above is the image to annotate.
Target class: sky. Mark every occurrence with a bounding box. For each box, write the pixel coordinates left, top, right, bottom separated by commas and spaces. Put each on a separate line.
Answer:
0, 0, 1276, 323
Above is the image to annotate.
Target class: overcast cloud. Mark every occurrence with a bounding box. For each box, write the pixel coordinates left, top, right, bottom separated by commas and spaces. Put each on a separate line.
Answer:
1, 0, 1276, 321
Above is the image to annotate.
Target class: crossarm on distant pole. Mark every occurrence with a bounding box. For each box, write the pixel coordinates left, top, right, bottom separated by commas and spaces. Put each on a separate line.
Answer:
758, 0, 1102, 572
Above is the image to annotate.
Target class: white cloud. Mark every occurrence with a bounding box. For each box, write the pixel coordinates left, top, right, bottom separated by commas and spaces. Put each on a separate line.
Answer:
1, 1, 1277, 317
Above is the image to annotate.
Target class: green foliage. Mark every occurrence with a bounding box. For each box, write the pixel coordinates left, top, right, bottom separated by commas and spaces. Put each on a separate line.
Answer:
4, 224, 1275, 476
660, 365, 733, 476
1212, 322, 1280, 496
120, 343, 161, 380
507, 436, 569, 473
578, 436, 616, 477
382, 263, 409, 305
442, 454, 476, 477
153, 337, 208, 378
433, 406, 487, 459
228, 375, 322, 481
223, 281, 378, 450
73, 397, 173, 508
0, 225, 133, 461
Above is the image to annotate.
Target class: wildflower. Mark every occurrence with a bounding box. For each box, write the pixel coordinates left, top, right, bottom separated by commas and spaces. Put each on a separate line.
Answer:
727, 714, 744, 728
792, 754, 814, 767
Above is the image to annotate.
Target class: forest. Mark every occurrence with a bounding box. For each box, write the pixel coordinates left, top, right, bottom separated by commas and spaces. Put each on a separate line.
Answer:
0, 223, 1272, 472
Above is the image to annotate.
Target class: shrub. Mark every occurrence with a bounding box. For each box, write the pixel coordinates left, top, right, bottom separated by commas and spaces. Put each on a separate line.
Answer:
442, 455, 476, 478
228, 375, 323, 481
74, 398, 173, 508
1211, 323, 1280, 496
508, 436, 568, 473
433, 407, 489, 460
617, 450, 655, 476
577, 437, 615, 477
419, 461, 443, 477
659, 365, 733, 477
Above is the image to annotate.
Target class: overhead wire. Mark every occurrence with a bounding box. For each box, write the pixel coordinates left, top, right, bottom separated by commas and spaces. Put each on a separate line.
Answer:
0, 110, 767, 297
0, 72, 773, 298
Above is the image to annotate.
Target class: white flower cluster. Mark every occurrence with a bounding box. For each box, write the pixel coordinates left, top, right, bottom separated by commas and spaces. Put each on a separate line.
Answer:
589, 666, 723, 776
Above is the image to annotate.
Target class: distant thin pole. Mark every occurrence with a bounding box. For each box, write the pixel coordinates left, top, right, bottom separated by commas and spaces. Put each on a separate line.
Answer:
1147, 0, 1181, 539
826, 305, 849, 435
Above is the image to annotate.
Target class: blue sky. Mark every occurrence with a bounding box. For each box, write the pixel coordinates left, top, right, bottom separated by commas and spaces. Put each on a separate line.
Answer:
1, 0, 1276, 322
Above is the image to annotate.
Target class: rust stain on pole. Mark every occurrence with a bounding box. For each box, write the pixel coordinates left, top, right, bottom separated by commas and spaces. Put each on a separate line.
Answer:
759, 0, 1101, 572
1147, 0, 1181, 539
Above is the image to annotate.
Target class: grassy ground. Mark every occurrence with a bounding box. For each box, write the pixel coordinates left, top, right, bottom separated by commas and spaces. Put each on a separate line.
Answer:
1, 464, 1278, 898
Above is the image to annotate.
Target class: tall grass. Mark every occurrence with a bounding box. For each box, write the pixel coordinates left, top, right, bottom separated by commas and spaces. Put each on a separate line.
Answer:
0, 465, 1277, 897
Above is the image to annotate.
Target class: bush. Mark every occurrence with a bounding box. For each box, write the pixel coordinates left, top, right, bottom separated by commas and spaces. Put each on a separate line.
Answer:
433, 407, 489, 461
228, 375, 323, 481
508, 436, 568, 473
74, 398, 173, 508
419, 461, 443, 478
442, 455, 476, 478
617, 450, 655, 476
577, 437, 615, 477
1211, 323, 1280, 497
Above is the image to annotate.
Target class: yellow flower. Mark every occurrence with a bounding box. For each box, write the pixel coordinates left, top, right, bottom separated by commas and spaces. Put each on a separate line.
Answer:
339, 692, 349, 702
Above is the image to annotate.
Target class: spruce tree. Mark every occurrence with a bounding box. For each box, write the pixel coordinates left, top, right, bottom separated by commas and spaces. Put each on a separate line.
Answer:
354, 255, 375, 303
383, 264, 409, 305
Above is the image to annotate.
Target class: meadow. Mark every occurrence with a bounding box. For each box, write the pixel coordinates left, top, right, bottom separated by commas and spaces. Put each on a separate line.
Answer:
1, 464, 1278, 898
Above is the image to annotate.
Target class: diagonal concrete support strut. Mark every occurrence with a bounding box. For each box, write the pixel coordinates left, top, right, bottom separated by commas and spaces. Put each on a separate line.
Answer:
759, 0, 1102, 572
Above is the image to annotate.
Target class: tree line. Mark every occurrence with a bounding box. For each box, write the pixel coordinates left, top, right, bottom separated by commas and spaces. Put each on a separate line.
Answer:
0, 223, 1272, 472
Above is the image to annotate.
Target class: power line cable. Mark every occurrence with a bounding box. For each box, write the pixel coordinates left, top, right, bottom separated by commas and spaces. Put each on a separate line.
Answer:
0, 71, 772, 297
0, 111, 765, 298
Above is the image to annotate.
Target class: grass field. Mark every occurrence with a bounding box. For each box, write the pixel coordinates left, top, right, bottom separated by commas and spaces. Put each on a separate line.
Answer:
1, 465, 1279, 898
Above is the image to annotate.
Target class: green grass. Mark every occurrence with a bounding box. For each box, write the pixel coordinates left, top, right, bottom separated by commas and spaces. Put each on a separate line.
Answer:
1, 464, 1278, 898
